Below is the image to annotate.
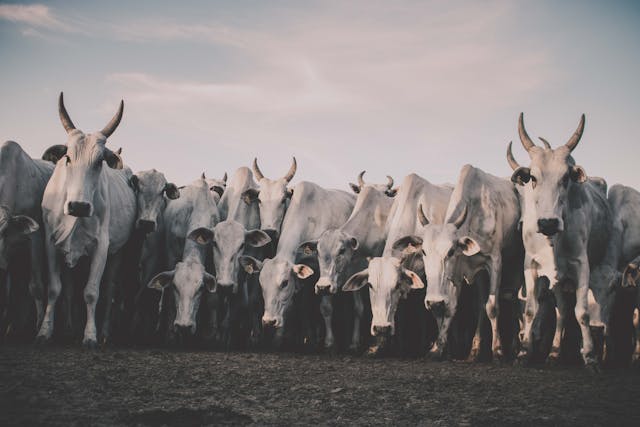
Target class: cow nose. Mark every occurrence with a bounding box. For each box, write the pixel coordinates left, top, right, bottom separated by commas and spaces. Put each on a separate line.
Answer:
372, 325, 391, 336
262, 318, 277, 328
174, 323, 195, 337
67, 201, 91, 217
537, 218, 560, 236
136, 219, 156, 233
217, 282, 235, 295
315, 284, 331, 295
426, 300, 446, 315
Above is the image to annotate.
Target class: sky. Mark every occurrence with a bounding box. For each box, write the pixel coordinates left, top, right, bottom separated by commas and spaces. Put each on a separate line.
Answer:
1, 0, 639, 190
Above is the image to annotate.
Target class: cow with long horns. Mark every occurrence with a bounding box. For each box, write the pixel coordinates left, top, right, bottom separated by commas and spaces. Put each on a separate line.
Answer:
508, 113, 611, 368
36, 93, 136, 348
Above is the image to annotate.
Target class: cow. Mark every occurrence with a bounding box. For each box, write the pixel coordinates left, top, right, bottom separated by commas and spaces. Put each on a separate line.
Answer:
392, 165, 523, 361
248, 157, 297, 242
146, 175, 219, 344
300, 171, 396, 352
36, 93, 136, 348
240, 181, 355, 350
206, 172, 227, 202
343, 173, 452, 356
589, 184, 640, 365
508, 113, 611, 368
620, 258, 640, 365
218, 167, 260, 230
0, 141, 53, 339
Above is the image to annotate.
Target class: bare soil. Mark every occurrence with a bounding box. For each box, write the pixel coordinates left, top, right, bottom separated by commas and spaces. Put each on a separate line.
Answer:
1, 345, 639, 426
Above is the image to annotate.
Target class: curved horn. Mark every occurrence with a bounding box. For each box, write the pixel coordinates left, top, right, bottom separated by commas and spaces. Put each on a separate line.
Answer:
116, 147, 122, 155
58, 92, 76, 134
518, 113, 536, 153
357, 170, 366, 187
538, 137, 552, 150
565, 114, 585, 153
100, 100, 124, 138
449, 204, 468, 229
417, 203, 429, 226
283, 157, 297, 182
386, 175, 394, 189
222, 172, 227, 183
506, 141, 520, 171
252, 158, 265, 181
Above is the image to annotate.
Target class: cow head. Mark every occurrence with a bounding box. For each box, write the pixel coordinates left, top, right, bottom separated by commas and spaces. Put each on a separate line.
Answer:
349, 171, 397, 197
130, 169, 180, 233
343, 256, 423, 336
307, 230, 359, 295
56, 92, 125, 218
147, 258, 217, 336
206, 172, 227, 198
210, 220, 270, 293
0, 206, 39, 269
510, 113, 587, 237
241, 256, 313, 328
248, 157, 296, 241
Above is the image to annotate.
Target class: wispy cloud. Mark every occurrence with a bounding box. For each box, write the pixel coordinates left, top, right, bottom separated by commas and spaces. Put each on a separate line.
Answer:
0, 4, 78, 33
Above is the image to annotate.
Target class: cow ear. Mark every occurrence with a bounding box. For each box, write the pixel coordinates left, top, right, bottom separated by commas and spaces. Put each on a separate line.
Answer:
245, 229, 271, 248
510, 167, 531, 186
349, 183, 361, 194
204, 272, 217, 293
42, 144, 67, 164
292, 264, 314, 279
242, 188, 260, 205
349, 237, 359, 250
401, 268, 425, 289
211, 185, 224, 198
392, 235, 423, 255
343, 270, 369, 292
570, 165, 587, 183
622, 262, 640, 288
147, 271, 174, 291
129, 175, 140, 192
385, 187, 398, 197
239, 255, 262, 275
298, 241, 318, 257
164, 183, 180, 200
9, 215, 39, 234
458, 236, 481, 256
187, 227, 214, 245
104, 148, 123, 169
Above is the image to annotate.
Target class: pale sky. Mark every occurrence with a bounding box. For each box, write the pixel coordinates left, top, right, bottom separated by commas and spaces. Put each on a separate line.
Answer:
1, 1, 639, 190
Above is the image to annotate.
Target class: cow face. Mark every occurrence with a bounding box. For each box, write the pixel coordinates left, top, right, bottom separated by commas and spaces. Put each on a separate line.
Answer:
343, 257, 423, 336
56, 93, 125, 218
147, 259, 217, 335
312, 230, 358, 294
206, 173, 227, 199
249, 257, 313, 328
511, 114, 587, 237
212, 220, 270, 293
130, 170, 179, 233
0, 207, 39, 269
349, 171, 397, 197
251, 157, 296, 240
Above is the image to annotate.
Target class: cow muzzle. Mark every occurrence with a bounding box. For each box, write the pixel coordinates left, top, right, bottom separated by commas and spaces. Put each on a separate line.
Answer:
537, 218, 562, 236
173, 322, 196, 337
262, 315, 281, 329
315, 277, 336, 295
66, 201, 92, 217
372, 325, 392, 337
136, 219, 157, 233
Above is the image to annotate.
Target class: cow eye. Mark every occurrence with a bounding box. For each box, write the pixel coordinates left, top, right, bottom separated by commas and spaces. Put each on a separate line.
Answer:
338, 247, 346, 256
64, 155, 71, 165
530, 175, 537, 189
447, 248, 455, 258
562, 172, 570, 186
279, 280, 288, 289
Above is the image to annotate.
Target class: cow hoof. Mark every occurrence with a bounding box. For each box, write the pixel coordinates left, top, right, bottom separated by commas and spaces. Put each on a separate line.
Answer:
585, 360, 601, 373
366, 345, 382, 358
83, 338, 98, 350
546, 354, 560, 367
34, 334, 52, 347
347, 343, 361, 355
323, 344, 337, 356
427, 349, 446, 362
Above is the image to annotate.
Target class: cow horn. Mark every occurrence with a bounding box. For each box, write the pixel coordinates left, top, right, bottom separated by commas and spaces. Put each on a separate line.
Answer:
100, 100, 124, 138
386, 175, 394, 189
506, 141, 520, 171
201, 172, 206, 180
252, 158, 265, 181
565, 114, 585, 153
222, 172, 227, 183
417, 203, 429, 226
283, 157, 297, 182
538, 137, 552, 149
357, 170, 366, 187
449, 204, 468, 229
58, 92, 76, 134
518, 113, 536, 153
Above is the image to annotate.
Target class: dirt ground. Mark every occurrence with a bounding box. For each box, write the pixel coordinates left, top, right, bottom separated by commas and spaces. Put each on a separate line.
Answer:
1, 345, 639, 426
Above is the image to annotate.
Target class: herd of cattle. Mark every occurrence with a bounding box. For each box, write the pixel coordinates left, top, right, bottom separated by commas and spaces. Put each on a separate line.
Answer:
1, 92, 639, 370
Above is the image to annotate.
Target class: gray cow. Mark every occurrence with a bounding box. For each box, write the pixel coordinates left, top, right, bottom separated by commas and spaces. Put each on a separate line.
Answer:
36, 93, 136, 348
206, 172, 227, 203
509, 113, 611, 368
302, 171, 396, 351
241, 181, 355, 348
0, 141, 53, 338
146, 175, 219, 341
343, 173, 452, 355
218, 167, 260, 230
393, 165, 522, 361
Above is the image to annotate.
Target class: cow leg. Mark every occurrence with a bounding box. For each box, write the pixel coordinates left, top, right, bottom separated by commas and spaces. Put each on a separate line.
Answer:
98, 252, 123, 346
28, 231, 46, 332
82, 243, 109, 349
469, 272, 491, 362
487, 260, 502, 360
36, 236, 61, 344
632, 303, 640, 366
320, 294, 335, 351
349, 291, 364, 352
518, 264, 538, 362
548, 287, 566, 364
575, 264, 597, 368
